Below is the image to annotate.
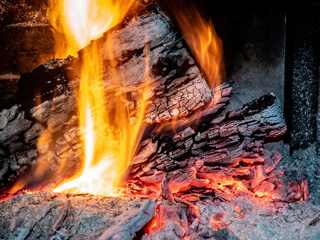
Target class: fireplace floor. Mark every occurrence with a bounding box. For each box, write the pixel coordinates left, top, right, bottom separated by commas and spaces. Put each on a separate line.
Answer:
279, 144, 320, 205
1, 186, 319, 239
0, 192, 148, 239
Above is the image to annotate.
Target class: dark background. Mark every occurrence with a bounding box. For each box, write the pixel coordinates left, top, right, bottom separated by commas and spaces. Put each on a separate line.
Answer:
158, 0, 320, 153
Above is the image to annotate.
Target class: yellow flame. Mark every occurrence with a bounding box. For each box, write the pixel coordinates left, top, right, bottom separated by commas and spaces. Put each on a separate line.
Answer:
47, 0, 148, 195
48, 0, 135, 57
174, 9, 224, 88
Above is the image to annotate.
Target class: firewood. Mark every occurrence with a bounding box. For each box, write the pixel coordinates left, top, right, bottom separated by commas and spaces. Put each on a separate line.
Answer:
0, 2, 211, 192
126, 93, 306, 202
0, 2, 305, 204
127, 92, 284, 178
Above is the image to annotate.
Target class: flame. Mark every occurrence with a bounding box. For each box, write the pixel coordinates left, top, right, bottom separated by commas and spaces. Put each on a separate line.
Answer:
173, 8, 224, 88
48, 0, 135, 57
54, 42, 149, 195
46, 0, 148, 195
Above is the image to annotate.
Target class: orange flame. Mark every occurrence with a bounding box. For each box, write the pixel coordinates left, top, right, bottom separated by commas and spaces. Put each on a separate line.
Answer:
173, 8, 224, 88
54, 42, 149, 195
47, 0, 135, 57
46, 0, 148, 195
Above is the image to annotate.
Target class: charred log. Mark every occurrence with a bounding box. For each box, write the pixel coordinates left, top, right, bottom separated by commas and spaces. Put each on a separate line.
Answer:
126, 92, 306, 202
97, 200, 156, 240
0, 2, 211, 192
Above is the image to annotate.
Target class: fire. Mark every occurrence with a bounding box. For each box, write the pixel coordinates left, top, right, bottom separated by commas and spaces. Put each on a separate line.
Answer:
47, 0, 135, 57
46, 0, 221, 197
4, 0, 224, 199
47, 0, 147, 195
54, 43, 149, 195
173, 8, 224, 88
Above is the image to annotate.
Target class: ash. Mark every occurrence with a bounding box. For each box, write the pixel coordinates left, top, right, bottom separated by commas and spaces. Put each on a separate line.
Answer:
1, 143, 319, 240
1, 191, 320, 239
279, 144, 320, 204
195, 197, 320, 240
0, 192, 146, 240
198, 144, 320, 240
199, 143, 320, 240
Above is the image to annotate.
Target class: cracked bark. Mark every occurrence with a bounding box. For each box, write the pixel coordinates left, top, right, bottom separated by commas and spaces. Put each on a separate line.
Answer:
126, 90, 306, 203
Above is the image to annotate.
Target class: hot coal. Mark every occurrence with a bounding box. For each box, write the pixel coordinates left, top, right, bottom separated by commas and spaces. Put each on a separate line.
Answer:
126, 83, 307, 203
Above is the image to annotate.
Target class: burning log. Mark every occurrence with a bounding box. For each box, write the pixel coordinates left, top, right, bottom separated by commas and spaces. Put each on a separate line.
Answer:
17, 2, 212, 122
0, 2, 212, 191
126, 90, 307, 203
0, 1, 306, 205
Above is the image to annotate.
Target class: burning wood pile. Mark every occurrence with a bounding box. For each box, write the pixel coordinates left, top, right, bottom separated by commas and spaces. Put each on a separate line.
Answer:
0, 1, 311, 239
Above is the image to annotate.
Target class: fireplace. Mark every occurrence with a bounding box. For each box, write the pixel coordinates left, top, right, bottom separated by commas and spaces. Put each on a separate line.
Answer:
0, 0, 320, 239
